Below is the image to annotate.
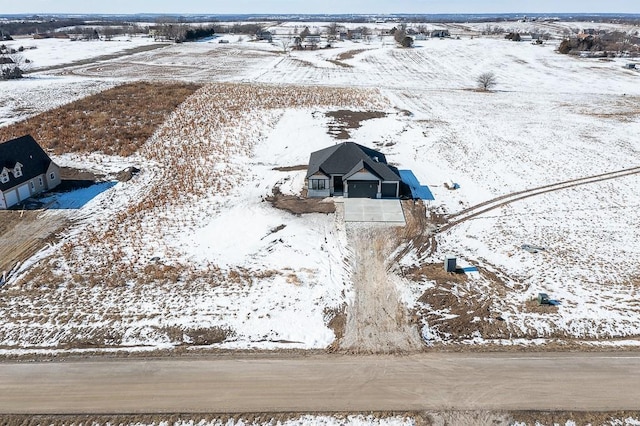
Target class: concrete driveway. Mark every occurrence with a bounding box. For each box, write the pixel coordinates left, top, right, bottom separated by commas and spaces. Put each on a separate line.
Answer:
343, 198, 405, 224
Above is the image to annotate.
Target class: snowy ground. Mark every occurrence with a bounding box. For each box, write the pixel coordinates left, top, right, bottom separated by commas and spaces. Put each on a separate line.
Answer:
5, 35, 161, 70
1, 22, 639, 352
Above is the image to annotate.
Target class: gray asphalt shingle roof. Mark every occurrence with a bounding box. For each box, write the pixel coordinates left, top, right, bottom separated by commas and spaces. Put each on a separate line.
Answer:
306, 142, 399, 181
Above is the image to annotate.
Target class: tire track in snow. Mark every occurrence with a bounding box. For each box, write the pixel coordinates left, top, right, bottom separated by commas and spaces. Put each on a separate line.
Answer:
439, 166, 640, 232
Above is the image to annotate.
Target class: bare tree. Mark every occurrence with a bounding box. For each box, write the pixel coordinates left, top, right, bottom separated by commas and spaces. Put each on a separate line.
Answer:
476, 72, 497, 91
327, 22, 339, 39
280, 37, 291, 54
393, 24, 413, 48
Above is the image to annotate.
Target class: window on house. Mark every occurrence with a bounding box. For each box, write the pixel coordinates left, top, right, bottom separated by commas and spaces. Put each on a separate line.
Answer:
30, 181, 35, 190
0, 171, 8, 184
38, 177, 43, 187
50, 172, 55, 180
311, 179, 326, 190
13, 167, 22, 178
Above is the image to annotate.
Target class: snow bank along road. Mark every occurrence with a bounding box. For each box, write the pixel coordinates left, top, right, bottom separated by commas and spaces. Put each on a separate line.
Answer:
2, 353, 639, 414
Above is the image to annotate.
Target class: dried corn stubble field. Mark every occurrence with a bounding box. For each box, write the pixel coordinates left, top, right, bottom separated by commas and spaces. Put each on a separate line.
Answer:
0, 82, 202, 157
0, 82, 383, 351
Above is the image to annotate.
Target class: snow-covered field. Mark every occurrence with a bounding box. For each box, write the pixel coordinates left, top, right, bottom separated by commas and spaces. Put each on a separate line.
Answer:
5, 35, 161, 70
1, 21, 639, 352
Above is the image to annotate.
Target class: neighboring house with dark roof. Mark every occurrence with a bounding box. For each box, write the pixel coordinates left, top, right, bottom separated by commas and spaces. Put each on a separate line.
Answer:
0, 135, 61, 209
306, 142, 400, 199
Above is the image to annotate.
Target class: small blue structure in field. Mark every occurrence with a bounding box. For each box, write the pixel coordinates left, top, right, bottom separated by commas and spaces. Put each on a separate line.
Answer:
399, 170, 435, 200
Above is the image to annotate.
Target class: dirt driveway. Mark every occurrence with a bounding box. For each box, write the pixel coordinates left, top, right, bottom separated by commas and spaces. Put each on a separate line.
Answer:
339, 224, 423, 353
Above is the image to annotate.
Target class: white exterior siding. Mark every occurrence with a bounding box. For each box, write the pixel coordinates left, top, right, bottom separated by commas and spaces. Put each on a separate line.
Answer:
45, 163, 61, 190
0, 170, 60, 209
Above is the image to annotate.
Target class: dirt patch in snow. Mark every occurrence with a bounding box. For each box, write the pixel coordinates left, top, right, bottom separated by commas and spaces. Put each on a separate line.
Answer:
339, 226, 424, 354
266, 185, 335, 215
272, 164, 308, 172
325, 109, 387, 139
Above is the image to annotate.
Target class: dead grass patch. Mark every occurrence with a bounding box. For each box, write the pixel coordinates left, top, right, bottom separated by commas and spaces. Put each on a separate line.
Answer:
416, 280, 509, 340
0, 82, 202, 157
326, 49, 367, 68
337, 49, 367, 61
327, 59, 353, 68
393, 200, 438, 265
407, 263, 469, 285
185, 327, 235, 346
521, 298, 560, 314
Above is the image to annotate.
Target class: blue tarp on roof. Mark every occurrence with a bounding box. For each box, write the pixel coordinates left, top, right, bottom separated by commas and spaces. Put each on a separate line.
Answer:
399, 170, 435, 201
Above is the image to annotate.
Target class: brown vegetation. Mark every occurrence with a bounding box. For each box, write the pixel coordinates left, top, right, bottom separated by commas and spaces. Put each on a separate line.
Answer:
325, 109, 387, 139
0, 82, 202, 157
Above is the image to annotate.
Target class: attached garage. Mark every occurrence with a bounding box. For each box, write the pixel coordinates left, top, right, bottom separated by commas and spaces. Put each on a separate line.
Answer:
1, 135, 62, 210
17, 184, 30, 202
4, 189, 18, 208
347, 180, 378, 198
381, 182, 398, 198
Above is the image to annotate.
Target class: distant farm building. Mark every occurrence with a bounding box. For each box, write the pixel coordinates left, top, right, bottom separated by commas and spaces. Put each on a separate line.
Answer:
306, 142, 401, 199
431, 29, 450, 38
0, 135, 61, 209
256, 31, 273, 42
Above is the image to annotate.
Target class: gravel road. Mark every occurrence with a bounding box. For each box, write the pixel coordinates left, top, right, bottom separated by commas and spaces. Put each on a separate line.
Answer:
2, 353, 639, 414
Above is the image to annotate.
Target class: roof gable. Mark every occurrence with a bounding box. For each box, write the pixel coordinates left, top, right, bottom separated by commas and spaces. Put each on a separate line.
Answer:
0, 135, 53, 192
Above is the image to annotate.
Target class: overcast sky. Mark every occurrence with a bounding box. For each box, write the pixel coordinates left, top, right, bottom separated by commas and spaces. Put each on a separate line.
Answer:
3, 0, 638, 15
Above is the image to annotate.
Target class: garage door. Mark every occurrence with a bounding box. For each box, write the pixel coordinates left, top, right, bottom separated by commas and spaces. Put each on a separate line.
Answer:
17, 184, 30, 202
348, 180, 378, 198
4, 190, 18, 208
381, 182, 398, 198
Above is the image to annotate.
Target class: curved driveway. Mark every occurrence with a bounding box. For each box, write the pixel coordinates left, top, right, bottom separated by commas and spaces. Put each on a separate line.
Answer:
1, 352, 640, 414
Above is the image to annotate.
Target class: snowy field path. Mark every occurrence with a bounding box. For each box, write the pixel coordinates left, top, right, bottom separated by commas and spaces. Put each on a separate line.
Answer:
2, 353, 640, 413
